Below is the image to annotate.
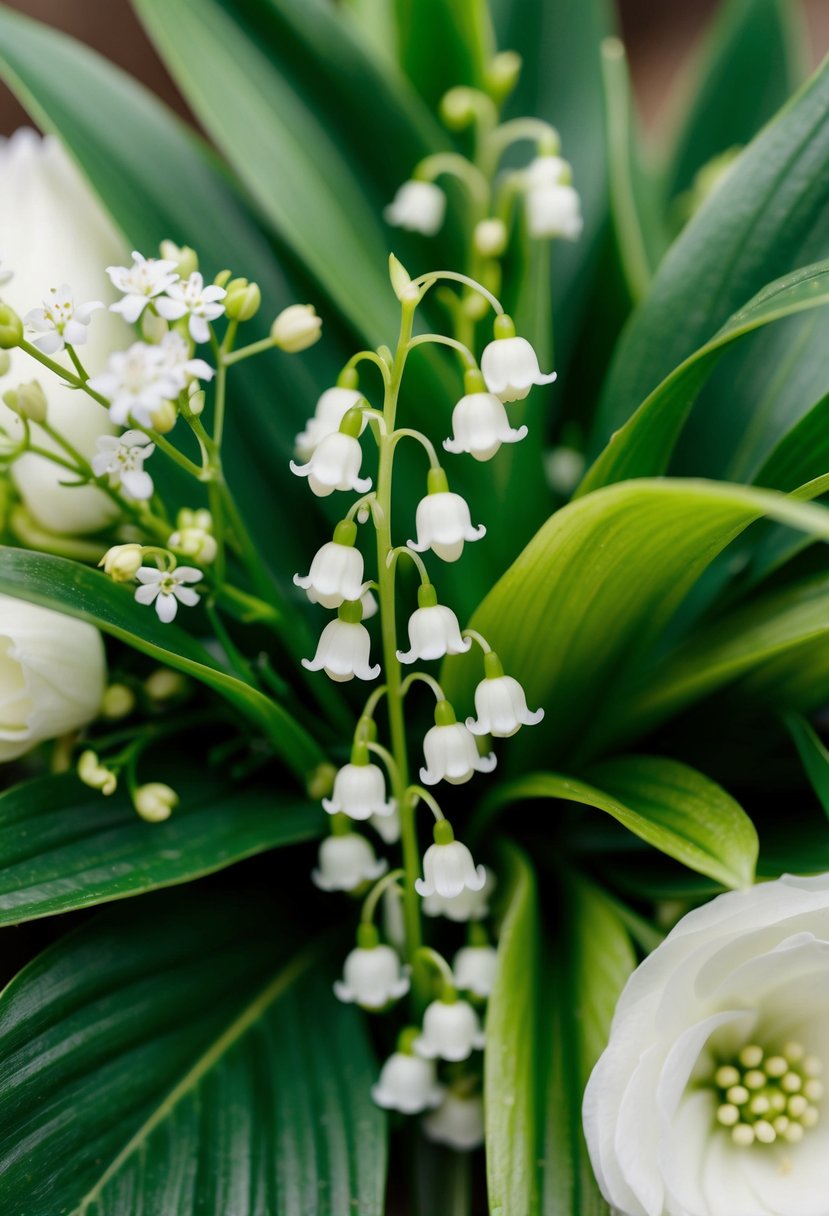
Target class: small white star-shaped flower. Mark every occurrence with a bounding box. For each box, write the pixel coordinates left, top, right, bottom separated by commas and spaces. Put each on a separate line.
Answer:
157, 272, 227, 344
92, 430, 155, 501
88, 342, 181, 427
107, 251, 180, 324
24, 284, 103, 354
157, 331, 214, 384
134, 566, 203, 623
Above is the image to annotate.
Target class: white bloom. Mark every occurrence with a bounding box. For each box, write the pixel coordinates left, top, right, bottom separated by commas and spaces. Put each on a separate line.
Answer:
466, 664, 544, 738
88, 341, 181, 427
584, 874, 829, 1216
301, 608, 380, 683
416, 827, 486, 899
527, 182, 583, 241
293, 522, 366, 608
481, 334, 556, 403
156, 271, 226, 344
311, 831, 387, 892
473, 218, 508, 258
384, 180, 446, 235
133, 782, 178, 823
134, 566, 203, 624
361, 589, 379, 621
423, 1091, 485, 1151
100, 542, 144, 582
294, 386, 364, 461
168, 525, 217, 565
271, 303, 321, 352
24, 284, 103, 354
322, 760, 395, 822
107, 250, 180, 324
444, 391, 527, 461
372, 1051, 444, 1114
397, 586, 470, 664
0, 593, 105, 762
525, 154, 570, 187
333, 943, 410, 1010
290, 430, 371, 498
422, 866, 496, 922
92, 430, 155, 500
373, 804, 401, 844
420, 703, 496, 786
0, 130, 127, 534
408, 489, 485, 564
414, 998, 485, 1062
156, 330, 214, 385
453, 945, 498, 998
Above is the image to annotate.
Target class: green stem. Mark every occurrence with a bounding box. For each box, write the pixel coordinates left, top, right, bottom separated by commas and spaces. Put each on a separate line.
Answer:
361, 868, 405, 926
406, 333, 479, 370
222, 336, 275, 366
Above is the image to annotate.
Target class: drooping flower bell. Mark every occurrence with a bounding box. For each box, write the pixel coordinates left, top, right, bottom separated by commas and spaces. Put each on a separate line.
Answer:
453, 940, 498, 998
444, 369, 528, 461
421, 866, 496, 922
302, 599, 380, 683
466, 652, 545, 738
333, 923, 410, 1010
293, 519, 367, 609
294, 384, 365, 460
384, 180, 446, 235
397, 583, 471, 664
416, 819, 486, 899
290, 407, 371, 497
526, 183, 583, 241
414, 995, 486, 1062
372, 1029, 445, 1114
420, 700, 496, 786
407, 468, 485, 563
423, 1090, 485, 1151
322, 739, 396, 823
481, 314, 556, 403
311, 823, 387, 892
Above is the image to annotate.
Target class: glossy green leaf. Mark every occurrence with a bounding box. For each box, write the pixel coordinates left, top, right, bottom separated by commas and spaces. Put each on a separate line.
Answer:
784, 712, 829, 820
0, 770, 321, 925
754, 389, 829, 492
485, 844, 539, 1216
396, 0, 493, 107
578, 260, 829, 496
0, 548, 324, 779
0, 890, 386, 1215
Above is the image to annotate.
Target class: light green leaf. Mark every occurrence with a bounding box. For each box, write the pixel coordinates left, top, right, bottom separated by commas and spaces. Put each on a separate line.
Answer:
784, 711, 829, 820
0, 890, 386, 1215
0, 770, 321, 925
0, 548, 324, 780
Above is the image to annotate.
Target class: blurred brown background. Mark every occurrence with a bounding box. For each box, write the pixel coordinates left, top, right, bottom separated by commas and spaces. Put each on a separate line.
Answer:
1, 0, 828, 135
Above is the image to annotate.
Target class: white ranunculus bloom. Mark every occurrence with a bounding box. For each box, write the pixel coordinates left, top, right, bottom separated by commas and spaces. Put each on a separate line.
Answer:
526, 182, 584, 241
384, 180, 446, 235
414, 997, 486, 1062
333, 942, 410, 1010
444, 391, 528, 461
584, 874, 829, 1216
0, 594, 106, 761
466, 660, 544, 738
372, 1050, 444, 1114
322, 760, 395, 822
481, 335, 556, 403
293, 521, 366, 608
311, 831, 387, 892
397, 585, 470, 663
416, 824, 486, 899
420, 702, 496, 786
0, 130, 128, 534
408, 480, 486, 564
301, 608, 380, 683
294, 386, 364, 461
423, 1091, 485, 1151
453, 945, 498, 998
290, 430, 371, 498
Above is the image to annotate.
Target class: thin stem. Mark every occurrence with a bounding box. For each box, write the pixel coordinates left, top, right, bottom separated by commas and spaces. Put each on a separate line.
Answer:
483, 117, 560, 176
359, 684, 388, 723
149, 429, 204, 479
463, 628, 491, 654
346, 492, 377, 524
222, 335, 275, 366
412, 271, 503, 316
414, 946, 455, 996
361, 868, 405, 926
388, 427, 440, 468
367, 740, 400, 785
406, 332, 478, 371
344, 349, 392, 389
387, 546, 430, 584
407, 784, 446, 822
401, 671, 445, 702
65, 344, 89, 381
415, 152, 490, 215
18, 339, 110, 408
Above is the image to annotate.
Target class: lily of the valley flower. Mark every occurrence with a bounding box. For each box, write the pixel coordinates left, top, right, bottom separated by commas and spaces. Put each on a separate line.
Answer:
384, 180, 446, 235
294, 386, 365, 461
453, 944, 498, 998
444, 381, 528, 462
88, 341, 181, 427
291, 408, 371, 497
421, 866, 496, 922
524, 154, 571, 188
372, 1033, 445, 1114
481, 315, 556, 403
526, 182, 584, 241
107, 250, 180, 323
24, 284, 103, 354
294, 520, 367, 608
302, 599, 380, 683
333, 924, 410, 1010
423, 1090, 485, 1151
156, 271, 227, 344
466, 652, 545, 737
414, 996, 486, 1062
322, 747, 395, 823
92, 430, 155, 501
134, 565, 203, 623
408, 468, 485, 563
416, 819, 486, 899
397, 583, 470, 664
312, 829, 387, 892
420, 700, 496, 786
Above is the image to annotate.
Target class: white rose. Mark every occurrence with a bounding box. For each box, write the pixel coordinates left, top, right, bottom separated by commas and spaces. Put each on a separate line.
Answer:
0, 130, 128, 534
584, 874, 829, 1216
0, 594, 106, 760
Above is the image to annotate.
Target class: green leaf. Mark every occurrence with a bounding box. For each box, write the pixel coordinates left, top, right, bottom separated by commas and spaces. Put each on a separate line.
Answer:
485, 843, 540, 1216
442, 478, 829, 766
753, 389, 829, 492
0, 771, 321, 925
578, 259, 829, 496
0, 890, 386, 1215
784, 711, 829, 820
396, 0, 493, 107
0, 548, 324, 780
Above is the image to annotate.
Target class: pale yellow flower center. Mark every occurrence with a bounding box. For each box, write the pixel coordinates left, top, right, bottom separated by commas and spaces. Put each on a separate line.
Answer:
712, 1041, 822, 1147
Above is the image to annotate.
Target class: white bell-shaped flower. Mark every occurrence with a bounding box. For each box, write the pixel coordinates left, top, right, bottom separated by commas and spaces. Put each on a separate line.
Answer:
290, 407, 370, 497
294, 385, 364, 461
422, 866, 496, 922
372, 1040, 445, 1114
397, 584, 471, 664
414, 997, 486, 1062
372, 805, 401, 845
423, 1090, 485, 1151
524, 154, 570, 188
333, 925, 409, 1010
416, 819, 486, 899
420, 700, 496, 786
407, 468, 485, 563
481, 315, 556, 403
527, 182, 583, 241
311, 829, 387, 892
453, 943, 498, 998
302, 600, 380, 683
444, 379, 527, 462
384, 180, 446, 235
322, 744, 395, 823
466, 653, 545, 737
294, 519, 367, 608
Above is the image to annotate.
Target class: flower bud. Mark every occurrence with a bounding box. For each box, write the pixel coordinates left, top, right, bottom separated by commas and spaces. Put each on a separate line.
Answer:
213, 268, 232, 288
159, 240, 198, 278
133, 781, 178, 823
168, 524, 218, 565
99, 542, 144, 582
0, 350, 11, 376
485, 50, 522, 102
149, 399, 177, 434
473, 218, 508, 259
144, 667, 187, 702
140, 310, 169, 344
2, 379, 47, 424
439, 87, 479, 130
100, 683, 136, 720
306, 761, 337, 801
77, 749, 117, 796
185, 381, 205, 418
224, 277, 261, 321
0, 302, 23, 348
271, 304, 322, 352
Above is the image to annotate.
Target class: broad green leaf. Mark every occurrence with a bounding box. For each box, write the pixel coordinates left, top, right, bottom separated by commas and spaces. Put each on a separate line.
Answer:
593, 54, 829, 450
753, 390, 829, 492
485, 844, 539, 1216
415, 1140, 472, 1216
396, 0, 493, 107
578, 260, 829, 496
479, 759, 757, 888
0, 770, 321, 925
0, 548, 325, 779
442, 479, 829, 767
0, 889, 386, 1215
784, 711, 829, 820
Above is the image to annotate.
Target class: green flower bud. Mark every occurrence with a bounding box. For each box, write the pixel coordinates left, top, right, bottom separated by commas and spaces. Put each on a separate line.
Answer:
0, 350, 11, 377
473, 218, 508, 259
160, 240, 199, 278
144, 668, 187, 702
307, 762, 337, 801
485, 51, 522, 101
149, 399, 177, 434
100, 683, 136, 720
3, 380, 47, 424
224, 277, 262, 321
439, 87, 478, 130
213, 268, 233, 288
0, 303, 23, 349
